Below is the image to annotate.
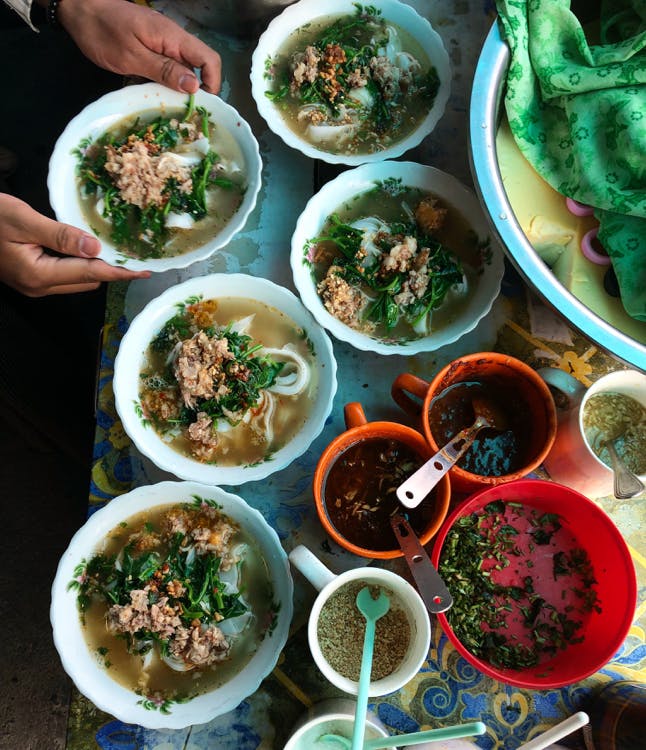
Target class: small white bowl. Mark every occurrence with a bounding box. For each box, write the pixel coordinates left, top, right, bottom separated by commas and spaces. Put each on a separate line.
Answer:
290, 160, 505, 355
113, 273, 337, 484
250, 0, 450, 165
48, 82, 262, 272
50, 480, 294, 729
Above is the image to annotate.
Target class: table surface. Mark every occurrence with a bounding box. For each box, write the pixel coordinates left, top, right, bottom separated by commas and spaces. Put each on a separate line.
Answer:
64, 2, 646, 748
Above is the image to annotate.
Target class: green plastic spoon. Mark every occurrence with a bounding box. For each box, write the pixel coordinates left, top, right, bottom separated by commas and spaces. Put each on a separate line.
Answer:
351, 586, 391, 750
319, 720, 486, 749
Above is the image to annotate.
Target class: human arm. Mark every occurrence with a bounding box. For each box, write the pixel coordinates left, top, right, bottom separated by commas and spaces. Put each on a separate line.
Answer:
0, 193, 151, 296
36, 0, 222, 94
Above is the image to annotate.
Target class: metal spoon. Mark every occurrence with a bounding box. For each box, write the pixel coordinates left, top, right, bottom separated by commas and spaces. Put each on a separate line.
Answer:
602, 438, 645, 499
396, 396, 507, 509
390, 514, 452, 614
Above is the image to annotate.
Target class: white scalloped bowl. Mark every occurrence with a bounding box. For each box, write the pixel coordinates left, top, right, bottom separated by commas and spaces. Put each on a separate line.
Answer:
250, 0, 451, 165
113, 273, 337, 484
50, 481, 294, 729
291, 160, 505, 355
48, 83, 262, 272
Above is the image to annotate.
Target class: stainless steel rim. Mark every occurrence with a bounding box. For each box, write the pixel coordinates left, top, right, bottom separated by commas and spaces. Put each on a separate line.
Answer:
468, 21, 646, 372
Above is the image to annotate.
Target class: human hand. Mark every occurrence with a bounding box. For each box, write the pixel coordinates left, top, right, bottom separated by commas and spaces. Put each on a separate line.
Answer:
57, 0, 222, 94
0, 193, 151, 297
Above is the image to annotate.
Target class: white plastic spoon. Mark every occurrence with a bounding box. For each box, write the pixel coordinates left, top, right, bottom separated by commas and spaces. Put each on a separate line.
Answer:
517, 712, 589, 750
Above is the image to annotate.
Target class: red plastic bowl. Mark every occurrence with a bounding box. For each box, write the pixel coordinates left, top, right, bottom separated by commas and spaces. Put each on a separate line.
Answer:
430, 479, 637, 688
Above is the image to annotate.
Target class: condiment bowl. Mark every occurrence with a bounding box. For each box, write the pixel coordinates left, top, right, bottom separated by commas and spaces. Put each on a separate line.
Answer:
50, 480, 294, 729
430, 478, 637, 688
48, 82, 262, 272
289, 545, 431, 697
291, 160, 504, 355
113, 273, 337, 485
538, 367, 646, 498
313, 402, 451, 559
392, 352, 557, 492
250, 0, 451, 165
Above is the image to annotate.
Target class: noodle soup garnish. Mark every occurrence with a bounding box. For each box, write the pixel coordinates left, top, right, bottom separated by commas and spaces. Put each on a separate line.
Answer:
138, 296, 316, 466
74, 94, 246, 260
304, 178, 484, 342
264, 5, 440, 156
70, 496, 276, 701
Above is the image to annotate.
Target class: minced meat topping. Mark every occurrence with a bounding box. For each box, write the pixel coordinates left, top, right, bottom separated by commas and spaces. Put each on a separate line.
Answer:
104, 131, 193, 209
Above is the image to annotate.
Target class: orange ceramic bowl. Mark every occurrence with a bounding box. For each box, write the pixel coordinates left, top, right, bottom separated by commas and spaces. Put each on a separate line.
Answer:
392, 352, 557, 493
313, 402, 451, 559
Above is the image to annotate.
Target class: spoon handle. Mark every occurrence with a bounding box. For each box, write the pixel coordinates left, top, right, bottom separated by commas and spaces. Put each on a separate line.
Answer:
363, 721, 486, 749
396, 417, 488, 508
606, 442, 645, 499
516, 711, 589, 750
390, 514, 453, 614
351, 619, 377, 750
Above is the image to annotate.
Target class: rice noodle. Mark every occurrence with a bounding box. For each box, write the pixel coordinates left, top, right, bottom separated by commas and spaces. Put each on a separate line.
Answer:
378, 25, 402, 61
249, 390, 276, 445
263, 344, 310, 396
230, 314, 255, 335
162, 652, 195, 672
219, 610, 253, 637
350, 216, 389, 260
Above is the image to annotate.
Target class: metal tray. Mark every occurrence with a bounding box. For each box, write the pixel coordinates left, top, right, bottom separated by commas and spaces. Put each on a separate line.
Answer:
469, 21, 646, 372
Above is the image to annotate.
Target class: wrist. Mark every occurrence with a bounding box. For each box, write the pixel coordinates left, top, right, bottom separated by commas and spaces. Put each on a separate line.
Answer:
46, 0, 64, 27
53, 0, 94, 31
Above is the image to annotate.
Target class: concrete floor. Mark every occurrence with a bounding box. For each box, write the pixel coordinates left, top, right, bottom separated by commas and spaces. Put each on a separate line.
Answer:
0, 8, 117, 748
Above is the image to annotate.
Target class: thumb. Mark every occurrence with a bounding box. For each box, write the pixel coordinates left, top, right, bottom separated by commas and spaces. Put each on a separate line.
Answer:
13, 201, 101, 258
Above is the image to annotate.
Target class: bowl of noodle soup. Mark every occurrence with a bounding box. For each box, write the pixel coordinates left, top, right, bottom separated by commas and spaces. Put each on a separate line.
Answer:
250, 0, 451, 165
113, 274, 337, 484
48, 83, 262, 272
50, 480, 294, 728
291, 160, 504, 354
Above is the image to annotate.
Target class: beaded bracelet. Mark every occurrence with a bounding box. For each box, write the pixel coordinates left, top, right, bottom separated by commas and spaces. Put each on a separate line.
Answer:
46, 0, 63, 27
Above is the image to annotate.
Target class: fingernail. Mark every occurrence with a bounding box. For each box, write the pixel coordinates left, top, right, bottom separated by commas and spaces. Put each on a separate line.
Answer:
79, 235, 98, 257
179, 73, 198, 93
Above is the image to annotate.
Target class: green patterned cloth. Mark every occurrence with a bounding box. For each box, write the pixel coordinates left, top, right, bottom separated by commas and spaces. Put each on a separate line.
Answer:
496, 0, 646, 321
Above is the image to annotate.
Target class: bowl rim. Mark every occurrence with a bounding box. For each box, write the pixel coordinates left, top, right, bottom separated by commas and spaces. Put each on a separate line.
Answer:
113, 273, 338, 484
469, 21, 646, 371
290, 159, 505, 354
250, 0, 451, 166
430, 478, 637, 688
47, 82, 263, 272
49, 480, 294, 728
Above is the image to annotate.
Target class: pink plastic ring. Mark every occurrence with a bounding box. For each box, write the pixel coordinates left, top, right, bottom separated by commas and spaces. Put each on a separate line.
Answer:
566, 197, 595, 217
581, 227, 611, 266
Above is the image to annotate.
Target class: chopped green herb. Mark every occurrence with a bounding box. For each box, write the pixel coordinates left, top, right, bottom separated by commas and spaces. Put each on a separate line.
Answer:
438, 499, 600, 670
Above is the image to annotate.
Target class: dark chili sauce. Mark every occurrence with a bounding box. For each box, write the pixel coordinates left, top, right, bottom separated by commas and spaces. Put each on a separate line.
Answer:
428, 379, 531, 476
323, 437, 436, 551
